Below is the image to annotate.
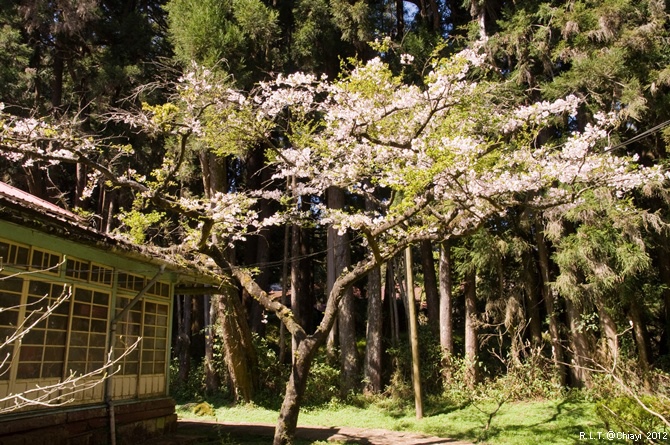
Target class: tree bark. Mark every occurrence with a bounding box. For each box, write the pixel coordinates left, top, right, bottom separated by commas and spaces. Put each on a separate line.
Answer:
279, 222, 291, 364
216, 290, 258, 402
274, 338, 319, 445
388, 261, 400, 346
204, 295, 220, 393
534, 221, 566, 385
595, 294, 618, 367
405, 246, 423, 419
176, 294, 192, 384
363, 262, 383, 394
420, 240, 439, 334
464, 269, 478, 389
566, 299, 593, 388
438, 240, 454, 382
327, 187, 358, 396
522, 250, 543, 347
628, 302, 652, 376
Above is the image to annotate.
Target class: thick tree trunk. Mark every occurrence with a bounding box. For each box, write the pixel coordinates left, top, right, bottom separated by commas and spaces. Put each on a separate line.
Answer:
522, 250, 543, 347
274, 339, 318, 445
566, 299, 593, 388
535, 222, 566, 385
420, 240, 439, 334
438, 240, 454, 382
216, 290, 258, 402
327, 187, 358, 396
291, 223, 312, 351
464, 269, 478, 389
595, 294, 618, 366
628, 302, 652, 376
363, 263, 383, 394
245, 146, 272, 335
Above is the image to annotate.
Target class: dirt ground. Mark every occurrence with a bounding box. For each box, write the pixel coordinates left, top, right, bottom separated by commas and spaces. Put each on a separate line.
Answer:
146, 419, 473, 445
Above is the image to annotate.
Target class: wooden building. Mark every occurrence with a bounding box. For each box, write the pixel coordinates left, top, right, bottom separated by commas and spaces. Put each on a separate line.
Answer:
0, 182, 218, 445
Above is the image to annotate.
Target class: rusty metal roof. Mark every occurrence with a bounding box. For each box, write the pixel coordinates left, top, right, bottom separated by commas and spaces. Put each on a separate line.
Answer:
0, 181, 85, 224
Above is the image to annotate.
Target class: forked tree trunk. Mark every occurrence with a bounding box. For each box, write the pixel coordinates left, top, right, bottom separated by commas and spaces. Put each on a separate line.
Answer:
274, 338, 319, 445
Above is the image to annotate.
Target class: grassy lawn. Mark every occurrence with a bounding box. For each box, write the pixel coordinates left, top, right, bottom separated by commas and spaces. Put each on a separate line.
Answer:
177, 395, 624, 444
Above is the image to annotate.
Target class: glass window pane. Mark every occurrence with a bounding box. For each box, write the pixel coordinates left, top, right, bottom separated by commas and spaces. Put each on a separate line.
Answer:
42, 362, 62, 378
19, 345, 42, 361
17, 363, 40, 379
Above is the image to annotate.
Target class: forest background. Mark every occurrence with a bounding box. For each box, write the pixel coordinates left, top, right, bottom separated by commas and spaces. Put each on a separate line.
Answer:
1, 0, 670, 444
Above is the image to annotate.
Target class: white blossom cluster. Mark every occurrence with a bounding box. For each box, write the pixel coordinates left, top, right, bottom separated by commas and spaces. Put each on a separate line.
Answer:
0, 48, 664, 255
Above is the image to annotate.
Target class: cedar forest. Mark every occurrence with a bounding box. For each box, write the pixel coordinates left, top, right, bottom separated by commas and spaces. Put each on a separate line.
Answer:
1, 0, 670, 444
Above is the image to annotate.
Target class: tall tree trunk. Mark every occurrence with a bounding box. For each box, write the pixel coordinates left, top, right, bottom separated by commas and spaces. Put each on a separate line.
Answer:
470, 0, 487, 40
245, 146, 272, 335
420, 240, 439, 334
51, 43, 64, 113
405, 246, 423, 418
595, 294, 618, 367
326, 220, 338, 359
395, 0, 404, 39
464, 269, 478, 389
522, 250, 543, 347
327, 187, 358, 395
438, 240, 454, 382
388, 261, 400, 346
216, 290, 258, 402
204, 295, 220, 393
274, 338, 319, 445
566, 299, 593, 388
176, 294, 192, 384
363, 263, 383, 394
628, 302, 652, 377
534, 221, 567, 385
291, 223, 305, 354
279, 222, 291, 364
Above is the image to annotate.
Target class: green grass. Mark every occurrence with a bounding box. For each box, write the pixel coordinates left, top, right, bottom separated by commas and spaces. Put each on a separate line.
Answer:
177, 395, 624, 444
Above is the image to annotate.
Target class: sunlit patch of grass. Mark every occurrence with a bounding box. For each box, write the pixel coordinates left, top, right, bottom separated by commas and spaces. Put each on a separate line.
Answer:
177, 394, 622, 444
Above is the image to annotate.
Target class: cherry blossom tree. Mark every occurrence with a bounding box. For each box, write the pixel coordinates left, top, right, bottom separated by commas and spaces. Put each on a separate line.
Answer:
0, 44, 665, 443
